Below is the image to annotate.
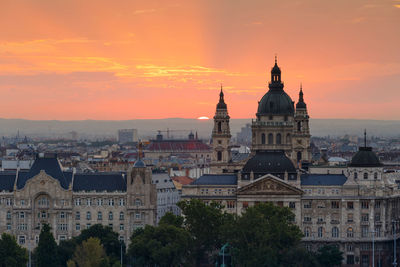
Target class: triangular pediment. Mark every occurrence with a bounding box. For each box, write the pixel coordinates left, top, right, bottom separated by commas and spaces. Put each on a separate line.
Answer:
237, 174, 303, 195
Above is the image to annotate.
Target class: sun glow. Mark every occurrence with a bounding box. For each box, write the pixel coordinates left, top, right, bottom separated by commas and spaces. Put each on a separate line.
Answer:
197, 116, 209, 120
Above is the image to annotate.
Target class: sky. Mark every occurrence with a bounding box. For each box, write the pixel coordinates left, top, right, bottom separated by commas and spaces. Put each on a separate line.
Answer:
0, 0, 399, 120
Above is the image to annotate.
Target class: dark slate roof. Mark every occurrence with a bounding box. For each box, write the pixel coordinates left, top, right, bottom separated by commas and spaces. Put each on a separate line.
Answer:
0, 171, 16, 192
257, 89, 294, 115
17, 156, 69, 189
133, 159, 146, 168
349, 147, 382, 167
301, 174, 347, 186
190, 174, 237, 186
73, 173, 126, 192
242, 150, 296, 174
63, 171, 73, 186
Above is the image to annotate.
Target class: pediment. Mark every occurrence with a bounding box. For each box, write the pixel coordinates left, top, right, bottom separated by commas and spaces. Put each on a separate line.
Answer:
237, 174, 303, 196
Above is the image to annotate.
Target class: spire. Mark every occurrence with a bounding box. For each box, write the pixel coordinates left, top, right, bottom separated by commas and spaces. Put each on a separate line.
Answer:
275, 54, 277, 64
296, 83, 307, 109
217, 84, 227, 109
270, 55, 281, 85
299, 83, 304, 102
364, 129, 367, 148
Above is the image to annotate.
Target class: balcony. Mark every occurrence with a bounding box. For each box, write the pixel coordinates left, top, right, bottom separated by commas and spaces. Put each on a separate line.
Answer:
331, 220, 340, 224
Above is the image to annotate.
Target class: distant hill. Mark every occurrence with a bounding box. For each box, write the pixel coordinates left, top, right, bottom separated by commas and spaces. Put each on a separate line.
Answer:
0, 118, 399, 140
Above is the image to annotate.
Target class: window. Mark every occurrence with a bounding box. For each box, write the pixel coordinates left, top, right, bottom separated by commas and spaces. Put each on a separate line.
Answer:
354, 172, 358, 179
261, 133, 266, 145
18, 236, 25, 245
361, 226, 369, 238
217, 151, 222, 161
317, 217, 324, 223
375, 213, 381, 222
97, 199, 103, 206
243, 202, 248, 209
347, 255, 355, 265
347, 202, 354, 209
19, 212, 25, 219
331, 201, 339, 209
227, 201, 235, 209
304, 201, 312, 209
109, 199, 114, 206
135, 212, 141, 220
317, 227, 324, 238
375, 201, 381, 209
347, 213, 353, 222
60, 212, 65, 219
120, 224, 124, 231
297, 151, 302, 162
268, 133, 273, 145
361, 255, 369, 267
38, 197, 48, 206
364, 172, 368, 179
76, 224, 81, 231
20, 199, 25, 206
6, 223, 11, 230
304, 227, 311, 237
119, 198, 125, 206
297, 121, 302, 131
7, 211, 11, 219
75, 211, 80, 220
347, 227, 354, 238
304, 216, 312, 222
346, 244, 353, 252
86, 223, 91, 229
135, 199, 142, 206
119, 236, 125, 242
86, 211, 91, 220
332, 227, 339, 238
289, 202, 295, 209
75, 198, 81, 206
361, 201, 369, 209
109, 212, 113, 220
120, 212, 124, 220
217, 122, 222, 133
286, 134, 291, 144
98, 211, 102, 220
276, 133, 281, 144
86, 198, 91, 206
361, 214, 369, 222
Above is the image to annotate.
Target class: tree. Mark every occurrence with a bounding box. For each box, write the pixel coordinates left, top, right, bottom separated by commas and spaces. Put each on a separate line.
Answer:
35, 223, 59, 267
128, 224, 191, 266
0, 233, 28, 267
75, 224, 124, 265
316, 245, 343, 267
68, 237, 109, 267
178, 199, 234, 265
159, 212, 184, 228
228, 202, 303, 266
58, 239, 77, 267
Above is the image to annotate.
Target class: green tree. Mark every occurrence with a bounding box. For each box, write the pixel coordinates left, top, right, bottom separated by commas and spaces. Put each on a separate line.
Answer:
35, 223, 59, 267
58, 239, 77, 267
178, 199, 233, 265
159, 212, 184, 228
0, 233, 28, 267
128, 224, 190, 266
316, 245, 343, 267
228, 202, 303, 266
69, 237, 109, 267
75, 224, 124, 265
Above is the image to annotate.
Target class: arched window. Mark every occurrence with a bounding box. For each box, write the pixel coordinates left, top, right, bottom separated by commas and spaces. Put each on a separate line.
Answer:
304, 227, 311, 237
317, 227, 324, 238
374, 172, 378, 179
332, 227, 339, 238
268, 133, 273, 145
364, 173, 368, 179
97, 211, 102, 220
276, 134, 282, 144
347, 227, 354, 238
217, 122, 222, 133
286, 134, 291, 144
261, 133, 266, 145
217, 151, 222, 161
297, 151, 302, 162
297, 121, 302, 132
354, 172, 358, 179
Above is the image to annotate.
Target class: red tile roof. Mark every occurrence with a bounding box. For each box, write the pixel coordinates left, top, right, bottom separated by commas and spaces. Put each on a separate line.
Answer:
171, 176, 195, 185
146, 140, 211, 152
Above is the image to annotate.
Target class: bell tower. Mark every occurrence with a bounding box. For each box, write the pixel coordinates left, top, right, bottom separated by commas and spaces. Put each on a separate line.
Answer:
211, 86, 232, 173
293, 84, 311, 167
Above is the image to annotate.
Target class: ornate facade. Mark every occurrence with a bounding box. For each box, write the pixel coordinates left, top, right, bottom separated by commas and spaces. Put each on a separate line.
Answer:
0, 154, 156, 249
183, 60, 400, 267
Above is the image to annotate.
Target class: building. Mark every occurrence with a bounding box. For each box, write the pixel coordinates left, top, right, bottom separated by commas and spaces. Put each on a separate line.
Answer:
182, 59, 400, 267
118, 129, 138, 144
0, 153, 156, 249
152, 172, 181, 223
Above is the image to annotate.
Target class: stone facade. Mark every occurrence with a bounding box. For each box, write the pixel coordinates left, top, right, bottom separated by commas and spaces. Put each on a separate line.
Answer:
0, 154, 156, 250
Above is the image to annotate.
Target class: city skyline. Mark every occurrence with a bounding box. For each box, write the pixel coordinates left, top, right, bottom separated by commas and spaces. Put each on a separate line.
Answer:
1, 0, 400, 120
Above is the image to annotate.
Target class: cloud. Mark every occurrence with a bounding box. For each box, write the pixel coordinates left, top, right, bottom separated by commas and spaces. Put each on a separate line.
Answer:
133, 9, 156, 15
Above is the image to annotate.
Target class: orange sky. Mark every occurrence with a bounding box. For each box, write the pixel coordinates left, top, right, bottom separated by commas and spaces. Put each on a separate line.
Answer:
0, 0, 399, 120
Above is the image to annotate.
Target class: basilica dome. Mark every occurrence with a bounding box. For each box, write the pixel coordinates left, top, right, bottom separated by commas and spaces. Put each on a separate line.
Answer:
257, 90, 294, 116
